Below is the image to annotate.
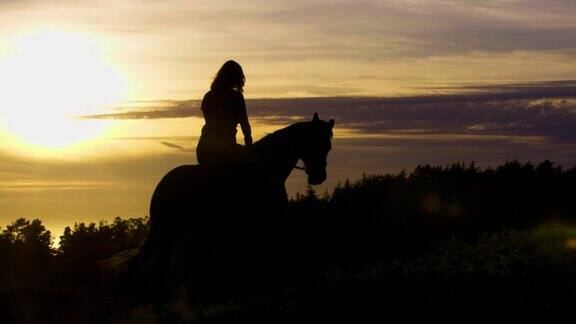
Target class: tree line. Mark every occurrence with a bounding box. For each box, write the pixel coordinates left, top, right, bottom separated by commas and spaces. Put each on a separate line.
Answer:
2, 160, 576, 282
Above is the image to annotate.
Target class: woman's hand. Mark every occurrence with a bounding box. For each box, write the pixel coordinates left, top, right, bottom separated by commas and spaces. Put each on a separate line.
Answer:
244, 136, 253, 146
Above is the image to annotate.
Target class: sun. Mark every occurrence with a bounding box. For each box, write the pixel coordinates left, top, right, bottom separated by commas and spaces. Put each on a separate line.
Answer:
0, 30, 127, 149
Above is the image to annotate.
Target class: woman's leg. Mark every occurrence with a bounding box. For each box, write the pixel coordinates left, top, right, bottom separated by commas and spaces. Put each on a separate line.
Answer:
196, 135, 207, 165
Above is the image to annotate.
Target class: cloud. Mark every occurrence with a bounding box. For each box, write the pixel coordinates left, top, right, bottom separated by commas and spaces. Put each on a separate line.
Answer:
83, 80, 576, 142
159, 141, 193, 153
4, 0, 576, 60
3, 0, 576, 98
84, 100, 199, 120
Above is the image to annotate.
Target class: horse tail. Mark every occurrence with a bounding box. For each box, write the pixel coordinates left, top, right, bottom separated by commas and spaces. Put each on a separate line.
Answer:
100, 227, 184, 302
101, 170, 188, 301
100, 164, 201, 301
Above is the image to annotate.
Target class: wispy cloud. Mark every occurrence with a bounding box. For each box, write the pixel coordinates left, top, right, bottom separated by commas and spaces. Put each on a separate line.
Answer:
159, 141, 193, 153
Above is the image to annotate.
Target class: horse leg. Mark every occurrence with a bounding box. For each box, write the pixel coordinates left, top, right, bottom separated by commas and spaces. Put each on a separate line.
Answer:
181, 242, 210, 321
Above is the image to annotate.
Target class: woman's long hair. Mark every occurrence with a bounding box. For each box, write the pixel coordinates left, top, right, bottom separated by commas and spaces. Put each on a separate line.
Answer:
210, 60, 245, 92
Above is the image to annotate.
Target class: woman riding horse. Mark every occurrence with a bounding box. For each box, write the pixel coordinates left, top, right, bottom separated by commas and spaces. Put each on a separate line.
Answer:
196, 60, 253, 167
111, 61, 335, 308
112, 113, 335, 306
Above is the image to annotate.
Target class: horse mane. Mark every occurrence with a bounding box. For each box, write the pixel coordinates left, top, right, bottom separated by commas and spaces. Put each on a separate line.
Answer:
253, 121, 309, 148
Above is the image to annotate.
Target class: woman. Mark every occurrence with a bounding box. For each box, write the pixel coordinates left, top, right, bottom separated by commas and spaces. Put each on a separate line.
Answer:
196, 60, 253, 167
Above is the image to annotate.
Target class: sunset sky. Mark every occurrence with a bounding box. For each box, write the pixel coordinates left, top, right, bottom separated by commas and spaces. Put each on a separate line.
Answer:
0, 0, 575, 237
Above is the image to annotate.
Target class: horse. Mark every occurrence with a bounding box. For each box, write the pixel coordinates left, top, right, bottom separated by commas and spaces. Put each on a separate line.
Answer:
111, 113, 334, 304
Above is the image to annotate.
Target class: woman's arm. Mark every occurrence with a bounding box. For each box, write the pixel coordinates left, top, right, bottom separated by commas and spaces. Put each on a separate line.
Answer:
238, 94, 252, 146
200, 92, 209, 120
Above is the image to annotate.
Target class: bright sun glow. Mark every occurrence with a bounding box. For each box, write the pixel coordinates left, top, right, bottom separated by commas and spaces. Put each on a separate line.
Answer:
0, 30, 126, 148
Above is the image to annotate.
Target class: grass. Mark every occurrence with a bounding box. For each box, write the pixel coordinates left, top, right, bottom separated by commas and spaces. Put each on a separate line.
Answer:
103, 223, 576, 323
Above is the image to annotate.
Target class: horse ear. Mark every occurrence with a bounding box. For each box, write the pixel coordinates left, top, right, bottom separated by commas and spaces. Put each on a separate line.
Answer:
328, 119, 334, 128
313, 112, 319, 121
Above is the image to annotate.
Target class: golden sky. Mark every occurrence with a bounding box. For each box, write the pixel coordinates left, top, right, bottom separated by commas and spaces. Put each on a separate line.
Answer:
0, 0, 575, 237
2, 0, 575, 99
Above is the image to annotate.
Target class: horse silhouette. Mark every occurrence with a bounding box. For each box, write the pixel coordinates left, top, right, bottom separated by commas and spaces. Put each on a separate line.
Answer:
112, 113, 334, 304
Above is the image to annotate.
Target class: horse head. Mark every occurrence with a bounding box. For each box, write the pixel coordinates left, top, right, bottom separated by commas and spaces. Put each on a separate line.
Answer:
300, 113, 334, 185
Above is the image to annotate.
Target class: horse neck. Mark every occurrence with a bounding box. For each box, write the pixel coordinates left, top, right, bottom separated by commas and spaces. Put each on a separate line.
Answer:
253, 125, 303, 183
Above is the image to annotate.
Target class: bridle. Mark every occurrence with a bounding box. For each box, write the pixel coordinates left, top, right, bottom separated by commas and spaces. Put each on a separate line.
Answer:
294, 164, 307, 172
290, 138, 308, 172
